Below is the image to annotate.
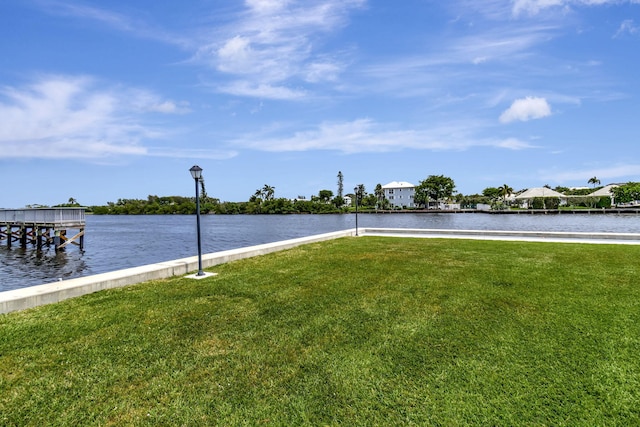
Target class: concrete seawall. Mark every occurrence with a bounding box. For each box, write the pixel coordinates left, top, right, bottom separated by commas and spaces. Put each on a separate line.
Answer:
0, 229, 355, 314
2, 228, 640, 314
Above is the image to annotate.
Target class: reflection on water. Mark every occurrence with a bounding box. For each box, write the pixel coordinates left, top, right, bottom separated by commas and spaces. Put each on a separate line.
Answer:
1, 213, 639, 292
1, 246, 89, 291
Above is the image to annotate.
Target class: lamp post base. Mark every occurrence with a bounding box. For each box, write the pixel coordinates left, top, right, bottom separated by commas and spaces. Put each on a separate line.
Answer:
185, 272, 218, 280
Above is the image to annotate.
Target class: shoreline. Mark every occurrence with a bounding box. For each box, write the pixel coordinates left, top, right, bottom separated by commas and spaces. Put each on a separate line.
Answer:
359, 208, 640, 214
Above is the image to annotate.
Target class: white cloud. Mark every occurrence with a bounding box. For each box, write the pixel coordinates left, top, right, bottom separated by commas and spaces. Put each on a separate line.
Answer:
512, 0, 640, 16
216, 36, 254, 74
244, 0, 290, 14
148, 100, 191, 114
512, 0, 564, 16
614, 19, 640, 38
495, 137, 539, 149
304, 61, 342, 83
195, 0, 365, 99
499, 97, 552, 123
231, 118, 537, 154
217, 81, 307, 100
0, 76, 186, 159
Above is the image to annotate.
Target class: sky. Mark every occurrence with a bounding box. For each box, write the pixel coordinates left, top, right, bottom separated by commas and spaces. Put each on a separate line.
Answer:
1, 0, 640, 208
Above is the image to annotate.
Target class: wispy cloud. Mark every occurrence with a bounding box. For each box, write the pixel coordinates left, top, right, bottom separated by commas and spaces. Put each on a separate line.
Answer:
512, 0, 640, 16
147, 147, 239, 160
195, 0, 365, 99
545, 163, 640, 182
500, 96, 552, 123
231, 118, 537, 153
33, 0, 191, 47
216, 81, 307, 100
0, 75, 190, 159
355, 17, 561, 104
614, 19, 640, 38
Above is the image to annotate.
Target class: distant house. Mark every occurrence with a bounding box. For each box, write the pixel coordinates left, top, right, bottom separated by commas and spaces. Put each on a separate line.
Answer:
382, 181, 415, 208
588, 184, 619, 206
514, 187, 567, 208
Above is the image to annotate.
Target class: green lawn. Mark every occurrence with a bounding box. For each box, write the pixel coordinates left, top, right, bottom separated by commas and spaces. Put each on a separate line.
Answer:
1, 237, 639, 426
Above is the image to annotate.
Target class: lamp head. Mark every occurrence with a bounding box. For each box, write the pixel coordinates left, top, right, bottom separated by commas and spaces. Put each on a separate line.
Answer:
189, 165, 203, 180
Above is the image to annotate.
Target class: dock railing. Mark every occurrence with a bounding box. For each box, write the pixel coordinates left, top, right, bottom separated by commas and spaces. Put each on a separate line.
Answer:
0, 208, 86, 226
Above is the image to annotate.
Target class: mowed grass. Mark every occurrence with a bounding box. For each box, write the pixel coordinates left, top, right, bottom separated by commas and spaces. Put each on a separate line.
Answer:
1, 237, 640, 426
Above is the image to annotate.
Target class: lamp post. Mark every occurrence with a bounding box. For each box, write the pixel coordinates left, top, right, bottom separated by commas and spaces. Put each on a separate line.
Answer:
189, 165, 204, 276
354, 186, 359, 236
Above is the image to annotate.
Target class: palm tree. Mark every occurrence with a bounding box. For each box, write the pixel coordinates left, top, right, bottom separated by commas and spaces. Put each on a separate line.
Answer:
498, 184, 513, 203
588, 176, 601, 188
262, 184, 275, 201
252, 188, 264, 204
374, 183, 384, 210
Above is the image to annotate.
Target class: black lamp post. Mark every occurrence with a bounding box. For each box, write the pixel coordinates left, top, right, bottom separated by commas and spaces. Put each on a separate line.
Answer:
189, 165, 205, 276
354, 186, 359, 236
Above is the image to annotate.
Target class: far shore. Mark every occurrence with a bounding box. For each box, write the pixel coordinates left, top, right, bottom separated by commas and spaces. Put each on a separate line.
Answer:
356, 208, 640, 215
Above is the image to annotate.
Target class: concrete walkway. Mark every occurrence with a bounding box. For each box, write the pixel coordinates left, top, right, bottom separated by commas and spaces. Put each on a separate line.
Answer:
363, 228, 640, 245
2, 228, 639, 314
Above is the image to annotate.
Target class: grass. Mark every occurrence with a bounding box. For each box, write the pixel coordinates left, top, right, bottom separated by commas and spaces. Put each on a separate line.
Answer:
1, 236, 640, 426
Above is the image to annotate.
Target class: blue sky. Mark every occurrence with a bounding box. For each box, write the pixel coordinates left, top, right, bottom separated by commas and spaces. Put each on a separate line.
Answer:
1, 0, 639, 207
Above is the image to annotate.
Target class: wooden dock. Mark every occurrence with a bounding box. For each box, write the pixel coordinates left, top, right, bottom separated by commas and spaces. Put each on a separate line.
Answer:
0, 208, 86, 250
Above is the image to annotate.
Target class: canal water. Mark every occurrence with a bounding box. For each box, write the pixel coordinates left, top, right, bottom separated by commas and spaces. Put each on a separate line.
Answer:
2, 213, 639, 292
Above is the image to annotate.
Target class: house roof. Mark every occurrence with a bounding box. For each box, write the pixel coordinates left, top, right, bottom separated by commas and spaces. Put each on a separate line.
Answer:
382, 181, 415, 189
588, 184, 619, 197
514, 187, 565, 199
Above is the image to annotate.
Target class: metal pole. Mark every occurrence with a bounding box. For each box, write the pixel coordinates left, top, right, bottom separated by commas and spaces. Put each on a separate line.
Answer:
354, 186, 359, 236
195, 176, 204, 276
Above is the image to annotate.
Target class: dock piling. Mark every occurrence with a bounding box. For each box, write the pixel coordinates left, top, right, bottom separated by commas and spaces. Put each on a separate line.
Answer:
0, 208, 85, 252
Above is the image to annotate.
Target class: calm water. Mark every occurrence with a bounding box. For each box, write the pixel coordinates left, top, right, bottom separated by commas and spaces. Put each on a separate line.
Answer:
2, 213, 639, 292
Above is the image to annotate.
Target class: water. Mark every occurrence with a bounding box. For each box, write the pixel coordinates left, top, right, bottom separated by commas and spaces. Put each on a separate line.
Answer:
2, 213, 639, 292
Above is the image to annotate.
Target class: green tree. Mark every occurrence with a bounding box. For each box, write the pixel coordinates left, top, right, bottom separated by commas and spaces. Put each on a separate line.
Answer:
251, 188, 263, 203
611, 182, 640, 205
414, 175, 456, 208
588, 176, 601, 188
318, 189, 333, 203
262, 198, 294, 214
337, 171, 344, 198
332, 196, 345, 208
482, 187, 501, 201
361, 193, 377, 208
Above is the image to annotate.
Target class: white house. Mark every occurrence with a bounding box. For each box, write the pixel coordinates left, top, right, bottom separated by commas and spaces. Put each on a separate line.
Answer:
514, 187, 567, 208
588, 184, 619, 206
382, 181, 415, 208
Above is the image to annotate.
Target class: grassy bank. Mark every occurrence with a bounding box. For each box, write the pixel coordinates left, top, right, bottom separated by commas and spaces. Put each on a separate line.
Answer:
1, 237, 639, 426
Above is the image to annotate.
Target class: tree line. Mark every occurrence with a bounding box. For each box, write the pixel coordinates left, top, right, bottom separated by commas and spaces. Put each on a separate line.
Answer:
52, 173, 640, 214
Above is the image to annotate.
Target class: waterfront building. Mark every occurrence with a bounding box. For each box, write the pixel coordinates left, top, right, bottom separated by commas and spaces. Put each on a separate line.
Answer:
382, 181, 415, 209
